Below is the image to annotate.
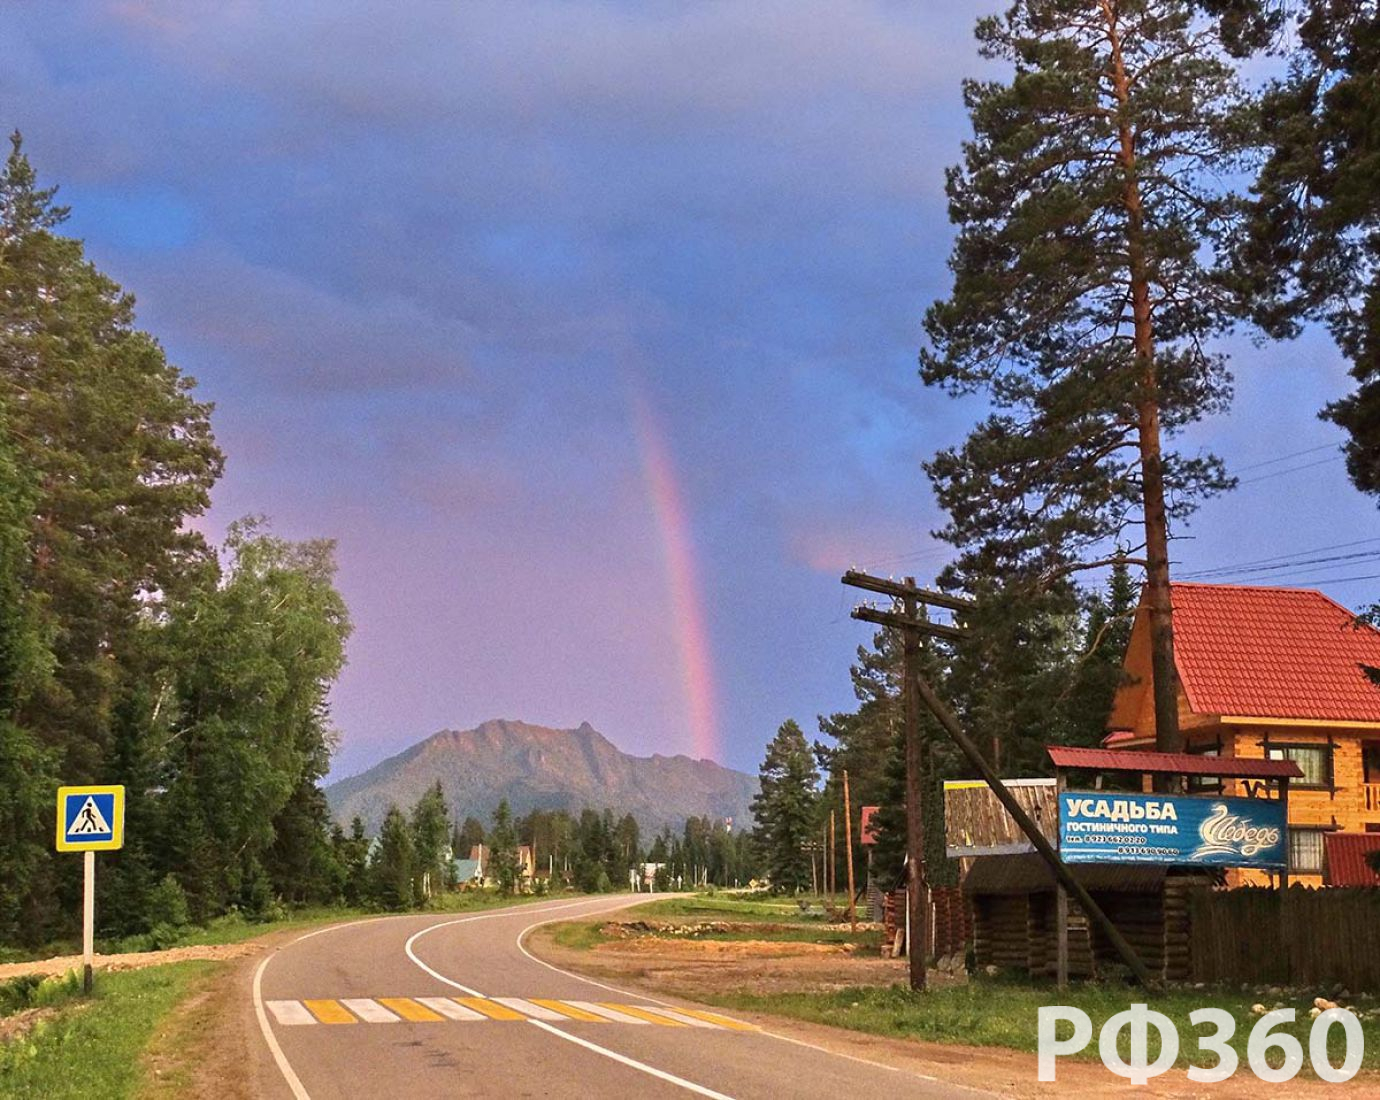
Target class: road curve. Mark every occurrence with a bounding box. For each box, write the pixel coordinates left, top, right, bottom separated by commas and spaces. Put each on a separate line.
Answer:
250, 894, 981, 1099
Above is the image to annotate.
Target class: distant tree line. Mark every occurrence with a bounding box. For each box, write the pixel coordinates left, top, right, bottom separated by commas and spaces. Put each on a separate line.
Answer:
358, 783, 760, 909
0, 136, 351, 948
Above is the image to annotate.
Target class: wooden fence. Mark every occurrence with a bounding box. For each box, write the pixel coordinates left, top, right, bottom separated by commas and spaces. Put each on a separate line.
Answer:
1189, 887, 1380, 990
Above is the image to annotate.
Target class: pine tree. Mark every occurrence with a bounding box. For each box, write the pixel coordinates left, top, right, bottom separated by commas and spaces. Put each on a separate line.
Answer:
751, 720, 819, 893
923, 0, 1255, 757
454, 815, 485, 860
369, 806, 415, 911
0, 133, 223, 779
489, 800, 521, 895
1238, 1, 1380, 496
410, 781, 451, 899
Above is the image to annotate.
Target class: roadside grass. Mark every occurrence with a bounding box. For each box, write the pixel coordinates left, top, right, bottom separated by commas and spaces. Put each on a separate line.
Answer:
550, 893, 882, 952
0, 961, 216, 1099
1, 887, 584, 965
708, 980, 1380, 1074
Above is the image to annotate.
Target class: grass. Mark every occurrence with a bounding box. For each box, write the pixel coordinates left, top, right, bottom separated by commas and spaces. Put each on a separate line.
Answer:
0, 961, 216, 1099
549, 892, 883, 951
708, 979, 1380, 1074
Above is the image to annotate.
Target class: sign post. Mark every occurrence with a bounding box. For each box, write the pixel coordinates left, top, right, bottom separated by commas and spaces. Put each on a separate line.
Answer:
55, 785, 125, 994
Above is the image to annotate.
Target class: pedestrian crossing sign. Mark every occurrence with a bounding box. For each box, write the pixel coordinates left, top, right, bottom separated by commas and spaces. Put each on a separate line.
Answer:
56, 785, 125, 852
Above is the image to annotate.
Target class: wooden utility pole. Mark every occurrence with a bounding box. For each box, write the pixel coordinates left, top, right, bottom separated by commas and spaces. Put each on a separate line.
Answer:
842, 770, 857, 932
829, 809, 837, 899
841, 569, 1156, 991
841, 571, 954, 991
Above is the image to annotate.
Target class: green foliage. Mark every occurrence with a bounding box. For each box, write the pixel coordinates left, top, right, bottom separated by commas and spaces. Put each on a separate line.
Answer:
368, 806, 415, 911
923, 1, 1249, 594
489, 799, 521, 895
145, 875, 191, 931
751, 720, 819, 893
410, 781, 451, 900
1239, 0, 1380, 495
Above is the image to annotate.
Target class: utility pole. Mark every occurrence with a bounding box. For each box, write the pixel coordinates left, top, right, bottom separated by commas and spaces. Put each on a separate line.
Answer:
828, 808, 836, 899
842, 770, 856, 933
841, 571, 959, 991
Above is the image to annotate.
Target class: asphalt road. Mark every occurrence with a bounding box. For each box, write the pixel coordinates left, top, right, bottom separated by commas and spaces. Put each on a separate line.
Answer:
250, 894, 983, 1099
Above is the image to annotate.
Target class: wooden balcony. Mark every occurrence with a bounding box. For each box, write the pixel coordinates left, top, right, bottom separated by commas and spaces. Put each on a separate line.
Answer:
1365, 783, 1380, 813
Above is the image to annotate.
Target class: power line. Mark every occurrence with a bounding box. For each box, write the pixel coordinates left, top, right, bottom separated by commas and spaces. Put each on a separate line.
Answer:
1236, 454, 1342, 486
1180, 536, 1380, 579
1232, 441, 1341, 473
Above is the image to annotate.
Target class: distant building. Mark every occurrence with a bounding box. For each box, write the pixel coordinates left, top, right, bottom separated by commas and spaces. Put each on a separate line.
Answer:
1107, 582, 1380, 886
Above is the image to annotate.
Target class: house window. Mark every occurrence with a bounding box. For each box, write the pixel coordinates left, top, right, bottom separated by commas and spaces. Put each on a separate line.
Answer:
1268, 744, 1331, 788
1364, 744, 1380, 785
1288, 829, 1325, 874
1187, 747, 1222, 793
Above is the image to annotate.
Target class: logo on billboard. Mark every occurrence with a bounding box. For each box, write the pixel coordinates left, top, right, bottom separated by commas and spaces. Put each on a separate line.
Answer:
1190, 802, 1282, 860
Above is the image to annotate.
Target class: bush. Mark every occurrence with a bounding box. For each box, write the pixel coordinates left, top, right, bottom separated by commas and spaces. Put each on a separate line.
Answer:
145, 874, 191, 930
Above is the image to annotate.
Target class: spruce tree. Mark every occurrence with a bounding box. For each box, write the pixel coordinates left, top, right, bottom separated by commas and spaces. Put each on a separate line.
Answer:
369, 806, 415, 911
750, 720, 819, 893
923, 0, 1255, 756
410, 781, 452, 899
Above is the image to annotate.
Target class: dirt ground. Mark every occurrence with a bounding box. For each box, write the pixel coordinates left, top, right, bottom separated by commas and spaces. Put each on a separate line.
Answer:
530, 926, 1378, 1099
0, 941, 263, 982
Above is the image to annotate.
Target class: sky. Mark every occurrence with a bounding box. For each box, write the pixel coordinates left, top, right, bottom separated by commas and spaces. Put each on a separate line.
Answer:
3, 1, 1375, 780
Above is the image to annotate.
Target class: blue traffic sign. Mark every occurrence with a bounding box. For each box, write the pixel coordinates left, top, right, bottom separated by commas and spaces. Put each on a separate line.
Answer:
56, 785, 125, 852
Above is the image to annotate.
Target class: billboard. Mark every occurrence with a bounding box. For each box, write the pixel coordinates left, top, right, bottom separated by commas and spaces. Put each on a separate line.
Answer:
1058, 791, 1287, 869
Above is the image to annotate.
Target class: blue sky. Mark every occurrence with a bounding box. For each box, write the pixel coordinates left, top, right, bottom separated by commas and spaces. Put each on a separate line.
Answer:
3, 2, 1374, 779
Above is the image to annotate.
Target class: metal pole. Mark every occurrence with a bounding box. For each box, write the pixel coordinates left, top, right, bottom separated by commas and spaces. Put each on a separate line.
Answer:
83, 850, 95, 995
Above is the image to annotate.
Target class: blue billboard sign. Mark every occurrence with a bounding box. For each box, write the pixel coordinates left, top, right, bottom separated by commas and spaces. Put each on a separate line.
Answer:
1058, 791, 1287, 869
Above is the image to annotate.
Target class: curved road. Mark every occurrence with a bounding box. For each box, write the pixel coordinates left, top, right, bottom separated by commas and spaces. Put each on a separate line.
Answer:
249, 894, 980, 1099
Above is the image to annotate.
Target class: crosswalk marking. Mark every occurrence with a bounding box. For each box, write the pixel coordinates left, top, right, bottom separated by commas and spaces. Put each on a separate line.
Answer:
631, 1006, 717, 1028
378, 997, 445, 1022
598, 1003, 688, 1026
455, 996, 528, 1021
340, 998, 400, 1023
416, 997, 486, 1021
669, 1007, 757, 1031
263, 996, 754, 1032
304, 999, 358, 1024
563, 1001, 650, 1024
492, 997, 566, 1021
266, 1000, 317, 1026
530, 999, 608, 1022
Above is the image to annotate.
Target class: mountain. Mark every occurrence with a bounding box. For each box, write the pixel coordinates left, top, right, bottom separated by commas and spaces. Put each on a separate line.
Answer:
324, 719, 758, 836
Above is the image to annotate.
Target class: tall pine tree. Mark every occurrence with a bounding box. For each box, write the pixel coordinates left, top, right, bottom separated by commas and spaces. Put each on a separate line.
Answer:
923, 0, 1255, 756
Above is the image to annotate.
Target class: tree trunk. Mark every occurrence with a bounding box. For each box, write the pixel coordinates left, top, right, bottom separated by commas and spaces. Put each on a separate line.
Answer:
1104, 0, 1183, 767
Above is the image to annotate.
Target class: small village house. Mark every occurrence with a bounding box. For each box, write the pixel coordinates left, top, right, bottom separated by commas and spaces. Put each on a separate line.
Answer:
1106, 583, 1380, 886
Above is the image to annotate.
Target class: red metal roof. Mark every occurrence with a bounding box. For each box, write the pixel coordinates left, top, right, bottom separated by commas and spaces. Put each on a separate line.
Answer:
1047, 745, 1303, 779
1324, 833, 1380, 887
1169, 583, 1380, 722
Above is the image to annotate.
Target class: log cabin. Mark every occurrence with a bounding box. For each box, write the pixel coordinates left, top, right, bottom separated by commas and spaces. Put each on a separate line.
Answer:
1106, 582, 1380, 886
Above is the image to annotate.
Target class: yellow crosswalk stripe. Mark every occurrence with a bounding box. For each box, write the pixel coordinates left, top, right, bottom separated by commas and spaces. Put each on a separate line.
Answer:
377, 997, 445, 1022
454, 997, 528, 1020
667, 1007, 756, 1031
303, 999, 358, 1024
530, 999, 608, 1022
601, 1003, 688, 1026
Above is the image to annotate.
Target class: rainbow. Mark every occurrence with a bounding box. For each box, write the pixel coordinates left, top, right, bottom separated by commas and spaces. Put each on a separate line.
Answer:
630, 389, 722, 763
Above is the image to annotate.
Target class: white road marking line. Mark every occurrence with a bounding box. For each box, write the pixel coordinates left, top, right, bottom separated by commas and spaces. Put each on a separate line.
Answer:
529, 1019, 738, 1100
402, 896, 601, 996
564, 1001, 651, 1025
492, 997, 567, 1021
631, 1005, 718, 1028
415, 996, 486, 1021
512, 902, 1002, 1098
340, 998, 401, 1023
266, 1000, 317, 1026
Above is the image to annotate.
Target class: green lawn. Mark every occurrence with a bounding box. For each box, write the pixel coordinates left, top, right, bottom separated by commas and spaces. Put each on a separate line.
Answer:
709, 980, 1380, 1073
628, 893, 849, 924
0, 962, 216, 1099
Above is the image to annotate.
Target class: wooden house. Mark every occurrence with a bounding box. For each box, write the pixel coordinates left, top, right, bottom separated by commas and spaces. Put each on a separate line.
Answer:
1107, 583, 1380, 886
